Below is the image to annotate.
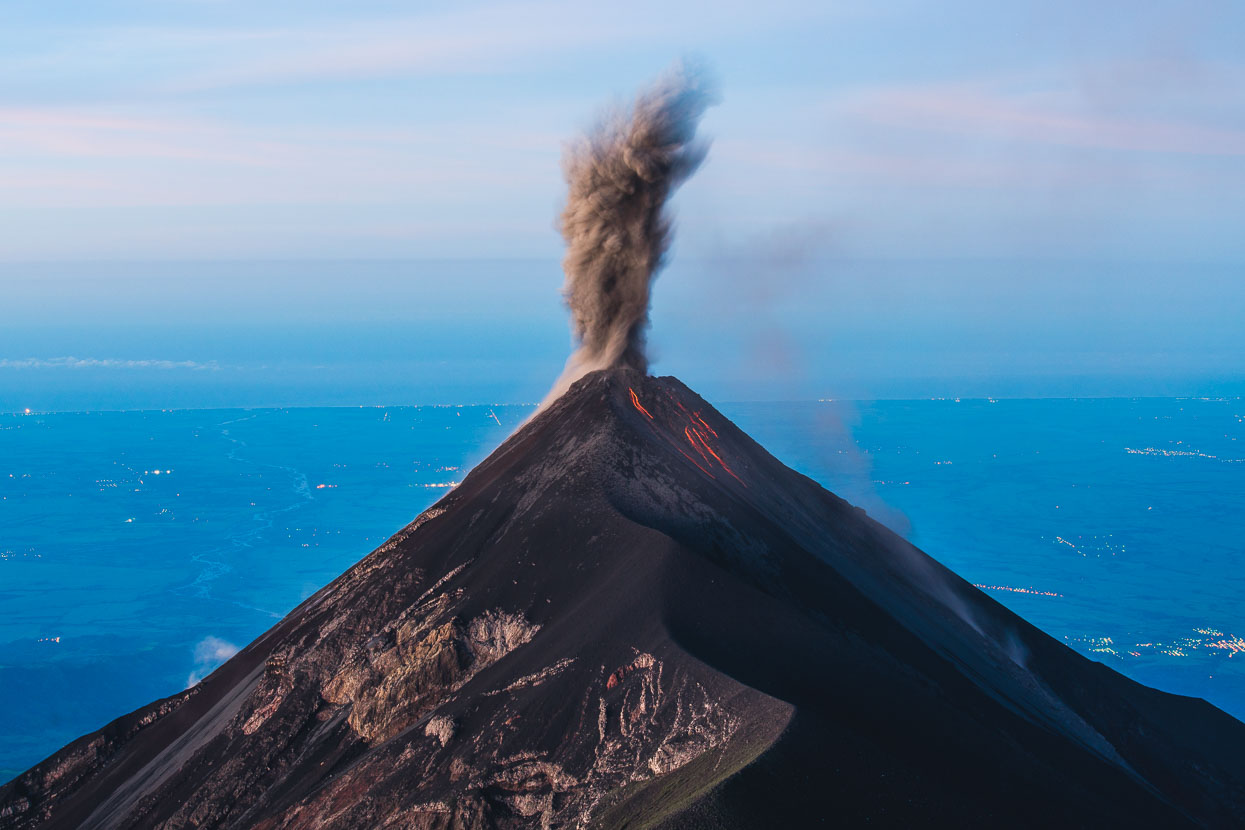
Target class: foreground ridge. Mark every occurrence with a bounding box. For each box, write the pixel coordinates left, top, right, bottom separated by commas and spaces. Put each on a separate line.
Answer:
3, 368, 1244, 829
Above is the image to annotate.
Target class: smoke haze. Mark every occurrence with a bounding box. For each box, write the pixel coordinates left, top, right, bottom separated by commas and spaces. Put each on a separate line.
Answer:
186, 636, 240, 688
544, 62, 716, 405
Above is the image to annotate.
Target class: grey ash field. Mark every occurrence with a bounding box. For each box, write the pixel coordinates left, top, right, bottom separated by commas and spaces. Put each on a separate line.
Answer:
4, 369, 1245, 828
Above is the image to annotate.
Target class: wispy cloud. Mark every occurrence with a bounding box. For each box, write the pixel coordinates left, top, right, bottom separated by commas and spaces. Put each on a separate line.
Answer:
190, 1, 847, 92
3, 0, 843, 95
713, 136, 1230, 191
841, 81, 1245, 157
186, 635, 239, 687
0, 107, 294, 165
0, 102, 564, 212
164, 6, 600, 91
0, 357, 220, 370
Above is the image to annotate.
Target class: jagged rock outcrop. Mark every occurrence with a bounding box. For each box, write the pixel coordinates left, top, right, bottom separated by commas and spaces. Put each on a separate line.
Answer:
3, 368, 1245, 828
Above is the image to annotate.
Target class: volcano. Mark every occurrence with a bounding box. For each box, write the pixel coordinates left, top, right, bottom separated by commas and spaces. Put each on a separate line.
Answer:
3, 369, 1245, 829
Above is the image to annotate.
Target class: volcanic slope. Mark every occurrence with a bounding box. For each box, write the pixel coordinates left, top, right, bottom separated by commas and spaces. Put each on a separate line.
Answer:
4, 368, 1245, 829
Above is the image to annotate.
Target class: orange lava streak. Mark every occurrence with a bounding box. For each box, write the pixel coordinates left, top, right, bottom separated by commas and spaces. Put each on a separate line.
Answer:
676, 447, 716, 478
628, 388, 653, 419
635, 385, 743, 485
685, 424, 746, 485
697, 434, 741, 481
693, 431, 726, 468
684, 426, 712, 461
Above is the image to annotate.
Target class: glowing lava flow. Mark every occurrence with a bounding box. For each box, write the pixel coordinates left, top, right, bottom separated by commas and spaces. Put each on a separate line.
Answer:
629, 388, 653, 419
629, 386, 745, 485
684, 425, 744, 485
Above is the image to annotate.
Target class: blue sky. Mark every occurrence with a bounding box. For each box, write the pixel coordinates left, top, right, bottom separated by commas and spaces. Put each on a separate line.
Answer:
1, 1, 1243, 408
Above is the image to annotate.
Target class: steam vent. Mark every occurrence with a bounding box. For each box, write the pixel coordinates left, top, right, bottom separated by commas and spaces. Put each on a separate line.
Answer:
4, 368, 1245, 828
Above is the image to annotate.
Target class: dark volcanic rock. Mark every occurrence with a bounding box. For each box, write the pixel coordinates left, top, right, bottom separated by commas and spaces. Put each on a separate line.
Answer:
3, 368, 1245, 829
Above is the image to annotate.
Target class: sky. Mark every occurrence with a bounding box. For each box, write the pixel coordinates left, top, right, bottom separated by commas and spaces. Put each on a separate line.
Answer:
1, 0, 1243, 409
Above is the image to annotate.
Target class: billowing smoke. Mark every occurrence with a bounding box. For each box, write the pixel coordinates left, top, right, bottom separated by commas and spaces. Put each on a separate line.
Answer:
543, 63, 716, 405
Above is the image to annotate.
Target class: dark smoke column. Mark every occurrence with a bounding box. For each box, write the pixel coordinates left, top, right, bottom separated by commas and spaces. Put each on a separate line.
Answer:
543, 63, 716, 405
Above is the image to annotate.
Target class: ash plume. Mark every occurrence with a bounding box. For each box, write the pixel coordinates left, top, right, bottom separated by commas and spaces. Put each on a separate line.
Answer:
543, 63, 716, 405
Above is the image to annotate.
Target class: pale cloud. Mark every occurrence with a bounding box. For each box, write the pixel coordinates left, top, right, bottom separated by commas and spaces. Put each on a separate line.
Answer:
0, 107, 294, 165
713, 136, 1232, 191
165, 7, 599, 91
2, 0, 844, 95
170, 0, 846, 92
0, 106, 560, 212
839, 82, 1245, 157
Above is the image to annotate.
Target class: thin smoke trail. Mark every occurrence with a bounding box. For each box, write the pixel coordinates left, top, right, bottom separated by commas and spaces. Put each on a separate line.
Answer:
541, 62, 716, 407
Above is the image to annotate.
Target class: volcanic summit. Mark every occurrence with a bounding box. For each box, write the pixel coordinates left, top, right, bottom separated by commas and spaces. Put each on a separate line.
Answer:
3, 368, 1245, 828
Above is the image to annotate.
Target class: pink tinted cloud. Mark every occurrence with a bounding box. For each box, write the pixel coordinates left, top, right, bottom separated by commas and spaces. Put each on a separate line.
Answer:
0, 104, 560, 209
713, 138, 1178, 190
842, 82, 1245, 157
163, 0, 835, 92
0, 107, 284, 164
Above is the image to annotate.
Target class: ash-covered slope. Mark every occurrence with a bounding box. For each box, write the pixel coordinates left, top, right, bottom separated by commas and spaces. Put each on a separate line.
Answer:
4, 369, 1245, 829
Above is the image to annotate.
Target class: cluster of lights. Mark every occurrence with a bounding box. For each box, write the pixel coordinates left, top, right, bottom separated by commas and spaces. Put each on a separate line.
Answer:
1045, 534, 1125, 558
974, 584, 1062, 598
2, 550, 38, 560
1126, 446, 1242, 463
1071, 630, 1245, 661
